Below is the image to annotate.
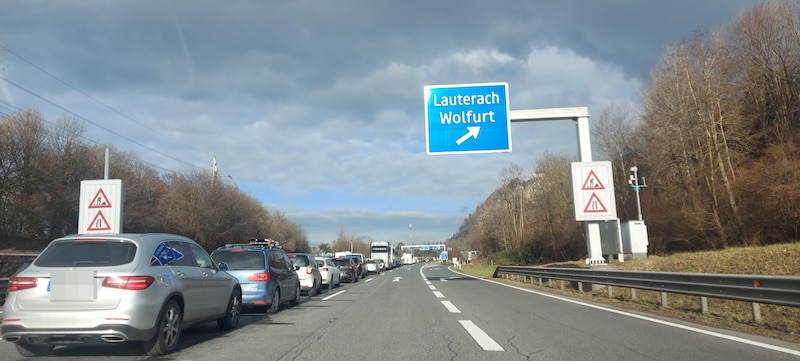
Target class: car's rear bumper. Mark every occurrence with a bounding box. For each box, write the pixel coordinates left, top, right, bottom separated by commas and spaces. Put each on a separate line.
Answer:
1, 323, 156, 344
298, 278, 315, 290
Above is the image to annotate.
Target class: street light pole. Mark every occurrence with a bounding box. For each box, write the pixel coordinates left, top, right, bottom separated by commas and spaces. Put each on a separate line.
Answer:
408, 224, 413, 261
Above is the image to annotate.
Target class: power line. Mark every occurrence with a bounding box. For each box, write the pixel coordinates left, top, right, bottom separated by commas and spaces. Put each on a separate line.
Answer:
3, 77, 197, 169
0, 101, 183, 175
5, 49, 209, 155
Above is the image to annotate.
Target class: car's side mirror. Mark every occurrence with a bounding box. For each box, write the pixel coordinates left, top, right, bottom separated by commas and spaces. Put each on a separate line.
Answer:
217, 262, 229, 271
295, 265, 300, 270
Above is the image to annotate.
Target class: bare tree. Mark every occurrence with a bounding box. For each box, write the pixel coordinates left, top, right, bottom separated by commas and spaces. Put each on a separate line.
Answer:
640, 28, 747, 249
530, 153, 581, 262
593, 103, 639, 221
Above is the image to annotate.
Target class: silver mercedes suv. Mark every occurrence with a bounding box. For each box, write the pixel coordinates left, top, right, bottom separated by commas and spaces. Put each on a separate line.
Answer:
1, 233, 242, 357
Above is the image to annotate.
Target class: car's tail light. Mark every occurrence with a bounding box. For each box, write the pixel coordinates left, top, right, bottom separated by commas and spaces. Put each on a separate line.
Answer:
320, 267, 328, 272
8, 277, 38, 292
102, 276, 154, 290
249, 272, 271, 282
346, 265, 353, 269
305, 266, 314, 275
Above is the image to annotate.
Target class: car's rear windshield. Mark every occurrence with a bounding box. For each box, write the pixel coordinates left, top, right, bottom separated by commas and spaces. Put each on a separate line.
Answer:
35, 240, 137, 267
211, 251, 266, 270
289, 254, 310, 267
332, 259, 350, 266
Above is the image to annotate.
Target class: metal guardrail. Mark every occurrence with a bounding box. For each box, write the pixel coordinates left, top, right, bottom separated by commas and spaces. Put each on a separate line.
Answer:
493, 266, 800, 308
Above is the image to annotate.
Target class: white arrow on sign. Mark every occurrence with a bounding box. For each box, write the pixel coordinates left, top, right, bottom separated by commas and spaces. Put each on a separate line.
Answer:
456, 126, 480, 145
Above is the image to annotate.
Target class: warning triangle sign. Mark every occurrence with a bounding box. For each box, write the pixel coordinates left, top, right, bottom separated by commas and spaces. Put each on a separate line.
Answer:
583, 192, 608, 213
89, 188, 112, 209
87, 211, 112, 231
581, 170, 605, 190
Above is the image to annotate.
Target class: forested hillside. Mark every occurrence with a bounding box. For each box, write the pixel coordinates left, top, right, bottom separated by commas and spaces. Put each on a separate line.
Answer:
447, 0, 800, 264
0, 111, 311, 252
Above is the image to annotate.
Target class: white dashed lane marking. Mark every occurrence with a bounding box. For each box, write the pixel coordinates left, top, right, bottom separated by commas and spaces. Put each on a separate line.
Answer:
441, 300, 461, 313
459, 320, 505, 352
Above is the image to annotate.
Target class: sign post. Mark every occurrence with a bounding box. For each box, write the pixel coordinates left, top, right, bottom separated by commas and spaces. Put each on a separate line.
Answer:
425, 82, 511, 155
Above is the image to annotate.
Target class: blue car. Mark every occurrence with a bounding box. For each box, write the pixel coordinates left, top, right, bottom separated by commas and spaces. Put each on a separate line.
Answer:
211, 239, 300, 313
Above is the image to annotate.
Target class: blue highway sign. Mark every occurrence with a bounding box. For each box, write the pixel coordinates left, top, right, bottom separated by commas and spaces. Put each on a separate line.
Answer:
424, 82, 511, 155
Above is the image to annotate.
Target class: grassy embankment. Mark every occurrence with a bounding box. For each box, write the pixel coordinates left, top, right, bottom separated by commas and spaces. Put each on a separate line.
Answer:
456, 242, 800, 343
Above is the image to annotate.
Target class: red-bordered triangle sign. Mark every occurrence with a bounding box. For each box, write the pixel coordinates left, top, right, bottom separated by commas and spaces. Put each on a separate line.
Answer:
583, 192, 608, 213
88, 188, 112, 209
581, 170, 605, 190
87, 211, 112, 231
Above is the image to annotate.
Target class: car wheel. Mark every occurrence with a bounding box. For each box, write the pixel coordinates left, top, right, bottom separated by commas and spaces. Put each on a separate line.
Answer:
268, 288, 281, 313
290, 283, 300, 306
144, 299, 182, 356
15, 343, 54, 357
308, 281, 317, 297
217, 289, 241, 330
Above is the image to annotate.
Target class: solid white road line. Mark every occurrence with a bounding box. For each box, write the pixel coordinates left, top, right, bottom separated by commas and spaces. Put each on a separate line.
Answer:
459, 320, 505, 351
441, 300, 461, 313
452, 268, 800, 357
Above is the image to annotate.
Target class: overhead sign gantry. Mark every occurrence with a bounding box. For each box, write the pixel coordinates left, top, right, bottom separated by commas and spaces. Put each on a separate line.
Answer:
423, 81, 616, 264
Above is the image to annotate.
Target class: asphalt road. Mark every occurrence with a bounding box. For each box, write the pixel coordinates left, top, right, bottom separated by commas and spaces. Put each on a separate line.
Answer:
1, 262, 799, 360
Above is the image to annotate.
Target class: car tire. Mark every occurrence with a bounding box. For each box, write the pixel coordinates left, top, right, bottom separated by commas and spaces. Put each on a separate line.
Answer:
268, 289, 281, 313
290, 284, 300, 306
15, 343, 54, 357
217, 289, 241, 330
308, 282, 317, 297
143, 299, 182, 356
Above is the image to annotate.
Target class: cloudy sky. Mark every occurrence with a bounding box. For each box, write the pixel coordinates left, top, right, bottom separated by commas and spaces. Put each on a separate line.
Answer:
0, 1, 762, 245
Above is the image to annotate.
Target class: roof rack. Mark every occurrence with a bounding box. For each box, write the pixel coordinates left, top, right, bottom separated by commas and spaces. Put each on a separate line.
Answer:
219, 238, 282, 249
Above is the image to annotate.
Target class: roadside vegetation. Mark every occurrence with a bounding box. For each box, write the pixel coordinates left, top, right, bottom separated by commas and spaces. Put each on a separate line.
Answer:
446, 0, 800, 266
0, 111, 311, 253
457, 242, 800, 343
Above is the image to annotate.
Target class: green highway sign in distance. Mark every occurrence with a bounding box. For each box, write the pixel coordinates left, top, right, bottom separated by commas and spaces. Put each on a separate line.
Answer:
424, 82, 511, 155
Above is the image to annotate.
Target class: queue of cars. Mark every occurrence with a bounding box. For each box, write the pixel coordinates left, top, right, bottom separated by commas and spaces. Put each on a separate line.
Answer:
0, 235, 397, 357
